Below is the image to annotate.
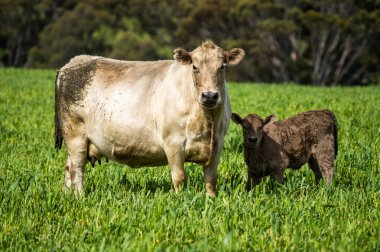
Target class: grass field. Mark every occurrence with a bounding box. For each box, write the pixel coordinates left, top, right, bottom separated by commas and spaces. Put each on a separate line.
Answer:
0, 68, 379, 251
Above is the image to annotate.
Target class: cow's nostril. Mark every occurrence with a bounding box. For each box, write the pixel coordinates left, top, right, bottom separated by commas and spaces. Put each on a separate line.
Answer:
212, 92, 219, 101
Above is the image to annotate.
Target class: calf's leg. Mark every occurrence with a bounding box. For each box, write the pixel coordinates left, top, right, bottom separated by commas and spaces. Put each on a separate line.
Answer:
313, 137, 335, 186
270, 168, 284, 184
308, 156, 323, 184
315, 153, 334, 186
246, 171, 261, 191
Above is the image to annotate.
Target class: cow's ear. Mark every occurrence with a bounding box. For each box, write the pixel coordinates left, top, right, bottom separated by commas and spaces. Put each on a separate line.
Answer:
231, 113, 243, 125
264, 114, 276, 125
224, 48, 245, 66
174, 48, 192, 64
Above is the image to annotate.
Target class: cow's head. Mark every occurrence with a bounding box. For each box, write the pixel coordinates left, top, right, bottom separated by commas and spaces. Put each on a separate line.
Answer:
231, 113, 276, 147
174, 40, 245, 109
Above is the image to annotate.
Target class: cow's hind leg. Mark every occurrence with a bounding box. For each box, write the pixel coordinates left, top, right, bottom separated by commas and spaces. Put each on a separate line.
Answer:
63, 159, 72, 190
64, 136, 88, 196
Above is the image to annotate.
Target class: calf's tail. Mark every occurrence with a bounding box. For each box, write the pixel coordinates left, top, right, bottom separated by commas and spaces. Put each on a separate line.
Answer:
54, 70, 63, 151
333, 123, 338, 157
328, 110, 338, 157
324, 110, 338, 157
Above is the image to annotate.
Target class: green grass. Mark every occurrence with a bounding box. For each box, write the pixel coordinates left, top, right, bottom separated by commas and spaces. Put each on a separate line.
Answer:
0, 68, 379, 251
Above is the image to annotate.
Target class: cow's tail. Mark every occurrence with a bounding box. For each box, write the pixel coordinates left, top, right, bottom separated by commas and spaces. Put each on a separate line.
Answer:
54, 70, 63, 151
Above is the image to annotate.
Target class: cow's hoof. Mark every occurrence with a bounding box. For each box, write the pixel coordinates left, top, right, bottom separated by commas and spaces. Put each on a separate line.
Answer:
62, 185, 72, 194
206, 191, 216, 197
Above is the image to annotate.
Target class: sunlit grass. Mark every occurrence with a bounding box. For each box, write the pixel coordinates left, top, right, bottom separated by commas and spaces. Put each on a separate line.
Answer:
0, 68, 379, 251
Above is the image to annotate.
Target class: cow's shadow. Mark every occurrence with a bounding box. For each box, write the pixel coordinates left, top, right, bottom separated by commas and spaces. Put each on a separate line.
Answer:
118, 174, 173, 193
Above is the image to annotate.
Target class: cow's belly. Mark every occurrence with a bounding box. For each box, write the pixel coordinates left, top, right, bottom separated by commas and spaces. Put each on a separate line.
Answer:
90, 137, 168, 168
111, 141, 168, 167
83, 89, 170, 167
86, 121, 167, 168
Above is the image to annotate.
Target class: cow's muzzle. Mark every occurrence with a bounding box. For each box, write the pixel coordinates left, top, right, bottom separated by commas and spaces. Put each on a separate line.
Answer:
200, 91, 220, 109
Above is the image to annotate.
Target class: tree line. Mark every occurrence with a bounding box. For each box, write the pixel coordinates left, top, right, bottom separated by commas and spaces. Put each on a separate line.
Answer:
1, 0, 380, 85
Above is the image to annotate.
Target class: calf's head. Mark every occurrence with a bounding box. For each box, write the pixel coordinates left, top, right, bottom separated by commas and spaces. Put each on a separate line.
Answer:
174, 40, 245, 109
231, 113, 276, 147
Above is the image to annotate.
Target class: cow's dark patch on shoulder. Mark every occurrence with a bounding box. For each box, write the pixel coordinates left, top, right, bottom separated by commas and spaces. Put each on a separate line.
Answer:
58, 59, 97, 106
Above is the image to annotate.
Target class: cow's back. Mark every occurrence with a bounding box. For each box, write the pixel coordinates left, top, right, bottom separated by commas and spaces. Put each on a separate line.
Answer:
56, 56, 174, 117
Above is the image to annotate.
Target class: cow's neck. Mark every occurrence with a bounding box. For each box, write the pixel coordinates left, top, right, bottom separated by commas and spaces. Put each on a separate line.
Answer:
185, 82, 226, 166
200, 107, 222, 166
188, 99, 224, 136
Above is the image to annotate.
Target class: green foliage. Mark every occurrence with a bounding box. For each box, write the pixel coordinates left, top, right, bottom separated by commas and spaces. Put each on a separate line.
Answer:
27, 2, 113, 68
0, 0, 63, 66
0, 69, 379, 251
98, 18, 173, 60
26, 1, 176, 68
2, 0, 380, 85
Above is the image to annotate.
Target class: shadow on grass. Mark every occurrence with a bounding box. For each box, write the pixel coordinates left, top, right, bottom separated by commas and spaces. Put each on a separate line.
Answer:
118, 174, 173, 193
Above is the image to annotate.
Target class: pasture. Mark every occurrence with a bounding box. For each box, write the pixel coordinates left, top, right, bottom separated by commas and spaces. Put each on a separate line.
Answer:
0, 68, 379, 251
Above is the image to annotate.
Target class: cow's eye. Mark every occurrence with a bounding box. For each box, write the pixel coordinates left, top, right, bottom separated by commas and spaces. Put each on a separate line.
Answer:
193, 65, 199, 72
220, 64, 225, 71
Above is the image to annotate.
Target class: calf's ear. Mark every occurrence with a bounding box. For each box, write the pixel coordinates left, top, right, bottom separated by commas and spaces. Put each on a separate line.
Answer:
174, 48, 192, 64
224, 48, 245, 66
264, 114, 276, 125
231, 113, 243, 125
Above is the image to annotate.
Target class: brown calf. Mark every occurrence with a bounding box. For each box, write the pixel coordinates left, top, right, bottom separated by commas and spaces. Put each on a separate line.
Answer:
232, 110, 338, 190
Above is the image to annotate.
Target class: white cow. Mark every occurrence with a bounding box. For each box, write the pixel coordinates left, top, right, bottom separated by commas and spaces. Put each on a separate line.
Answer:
55, 40, 245, 196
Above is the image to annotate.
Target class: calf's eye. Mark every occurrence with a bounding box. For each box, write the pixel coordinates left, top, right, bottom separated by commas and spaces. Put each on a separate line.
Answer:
193, 65, 199, 72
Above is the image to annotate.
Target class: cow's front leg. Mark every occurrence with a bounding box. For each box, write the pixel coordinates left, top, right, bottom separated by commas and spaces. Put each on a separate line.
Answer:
203, 165, 217, 196
203, 144, 222, 197
165, 145, 186, 193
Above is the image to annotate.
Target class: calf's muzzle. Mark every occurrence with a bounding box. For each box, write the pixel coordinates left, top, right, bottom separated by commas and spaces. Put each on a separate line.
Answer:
248, 137, 258, 144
